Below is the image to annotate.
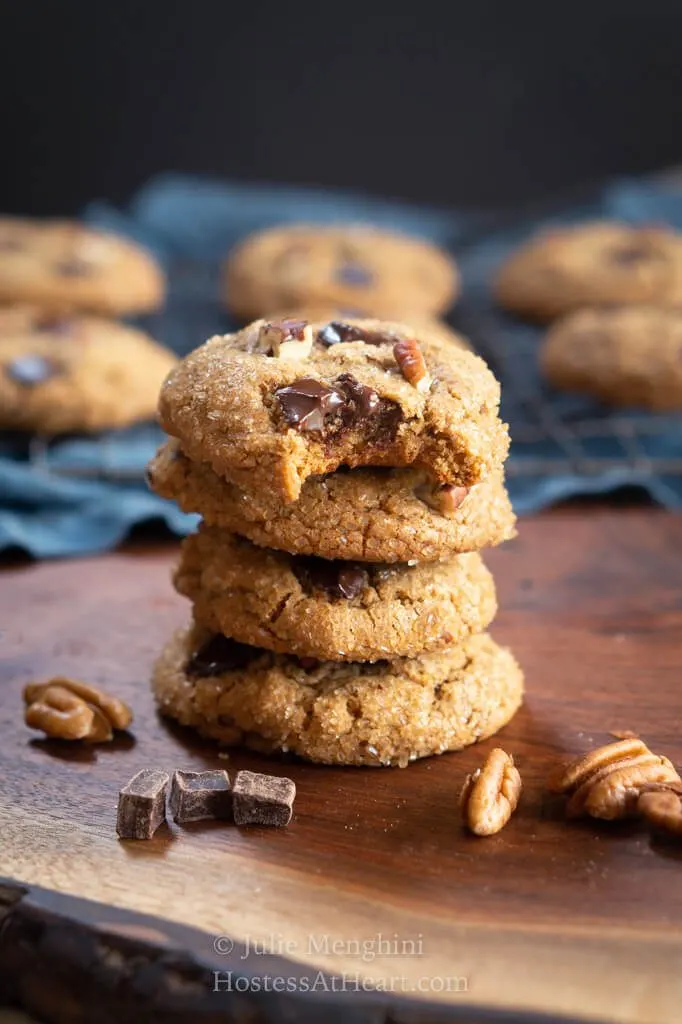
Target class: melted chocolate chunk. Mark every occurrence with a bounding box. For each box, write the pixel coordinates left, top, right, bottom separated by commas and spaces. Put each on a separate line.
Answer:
335, 261, 374, 286
271, 318, 309, 340
276, 377, 345, 432
187, 635, 260, 677
294, 556, 369, 600
608, 242, 662, 266
336, 373, 402, 442
6, 354, 61, 386
317, 321, 397, 347
53, 257, 94, 277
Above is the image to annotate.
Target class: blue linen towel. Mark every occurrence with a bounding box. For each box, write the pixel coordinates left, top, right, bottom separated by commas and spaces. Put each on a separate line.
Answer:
0, 173, 680, 556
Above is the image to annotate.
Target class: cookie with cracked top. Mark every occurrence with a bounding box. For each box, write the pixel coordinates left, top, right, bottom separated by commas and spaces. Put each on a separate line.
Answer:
494, 221, 682, 322
0, 306, 177, 434
147, 440, 516, 563
152, 623, 524, 767
158, 317, 509, 503
224, 224, 459, 319
542, 305, 682, 410
0, 217, 165, 315
173, 526, 497, 662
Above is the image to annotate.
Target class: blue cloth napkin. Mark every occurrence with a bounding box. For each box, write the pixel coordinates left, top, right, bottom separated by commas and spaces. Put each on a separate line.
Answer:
1, 173, 681, 557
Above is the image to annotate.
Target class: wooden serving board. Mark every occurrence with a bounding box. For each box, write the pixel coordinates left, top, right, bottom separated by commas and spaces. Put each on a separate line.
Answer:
1, 507, 682, 1024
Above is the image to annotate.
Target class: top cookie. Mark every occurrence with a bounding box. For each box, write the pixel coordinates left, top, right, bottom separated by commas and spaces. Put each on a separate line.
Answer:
494, 221, 682, 322
0, 306, 177, 433
542, 305, 682, 410
0, 218, 165, 316
224, 224, 459, 319
158, 317, 509, 503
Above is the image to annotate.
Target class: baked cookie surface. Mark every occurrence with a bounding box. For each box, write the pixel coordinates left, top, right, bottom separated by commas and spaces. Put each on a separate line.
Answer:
152, 624, 524, 767
495, 222, 682, 322
0, 306, 177, 433
158, 317, 509, 502
542, 305, 682, 410
224, 224, 459, 320
174, 527, 497, 662
147, 440, 516, 562
0, 217, 165, 316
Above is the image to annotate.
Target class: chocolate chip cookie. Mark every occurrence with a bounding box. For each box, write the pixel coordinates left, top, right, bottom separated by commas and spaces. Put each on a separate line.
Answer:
495, 221, 682, 322
224, 224, 459, 320
158, 317, 509, 503
152, 623, 524, 767
174, 526, 497, 662
148, 440, 516, 562
542, 305, 682, 410
0, 217, 165, 315
0, 306, 177, 433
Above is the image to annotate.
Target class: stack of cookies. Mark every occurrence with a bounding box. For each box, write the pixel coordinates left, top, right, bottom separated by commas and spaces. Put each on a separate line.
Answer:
148, 315, 523, 767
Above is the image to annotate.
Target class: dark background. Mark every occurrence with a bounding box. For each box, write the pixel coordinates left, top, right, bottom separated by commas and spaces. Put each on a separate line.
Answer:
2, 1, 682, 215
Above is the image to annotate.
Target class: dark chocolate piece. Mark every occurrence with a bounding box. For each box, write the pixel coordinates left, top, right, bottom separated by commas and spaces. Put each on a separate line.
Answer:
269, 318, 308, 340
169, 769, 232, 824
53, 257, 94, 277
293, 556, 369, 600
232, 770, 296, 828
275, 377, 345, 432
608, 243, 661, 266
187, 635, 261, 678
336, 373, 381, 418
317, 321, 369, 347
116, 768, 169, 840
335, 261, 374, 286
5, 354, 61, 386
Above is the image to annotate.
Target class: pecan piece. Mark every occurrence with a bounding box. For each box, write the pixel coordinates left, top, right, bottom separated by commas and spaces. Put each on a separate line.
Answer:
460, 748, 521, 836
259, 318, 313, 360
638, 783, 682, 838
565, 752, 671, 819
584, 756, 680, 821
547, 737, 649, 794
24, 676, 133, 742
393, 338, 432, 393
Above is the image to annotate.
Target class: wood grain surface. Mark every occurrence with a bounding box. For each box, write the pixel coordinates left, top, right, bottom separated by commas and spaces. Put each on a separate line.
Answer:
1, 507, 682, 1024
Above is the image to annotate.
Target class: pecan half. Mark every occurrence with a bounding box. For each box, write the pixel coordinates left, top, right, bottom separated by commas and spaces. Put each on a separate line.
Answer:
584, 756, 680, 821
460, 748, 522, 836
547, 737, 649, 795
393, 338, 432, 393
638, 783, 682, 838
259, 318, 313, 360
24, 676, 133, 742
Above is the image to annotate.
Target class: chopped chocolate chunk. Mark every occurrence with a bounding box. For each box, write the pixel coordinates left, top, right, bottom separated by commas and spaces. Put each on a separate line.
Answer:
293, 556, 369, 600
6, 354, 61, 386
232, 770, 296, 828
271, 318, 309, 340
169, 769, 233, 824
116, 768, 169, 840
276, 377, 345, 432
260, 319, 313, 359
187, 635, 261, 677
317, 321, 369, 346
335, 373, 381, 418
335, 261, 374, 286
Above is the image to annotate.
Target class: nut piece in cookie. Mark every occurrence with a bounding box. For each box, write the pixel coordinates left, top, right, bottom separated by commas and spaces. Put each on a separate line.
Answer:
158, 317, 508, 503
460, 748, 522, 836
259, 318, 314, 360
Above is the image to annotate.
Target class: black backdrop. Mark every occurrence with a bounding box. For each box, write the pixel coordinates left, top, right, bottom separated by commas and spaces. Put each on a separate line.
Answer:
2, 1, 682, 215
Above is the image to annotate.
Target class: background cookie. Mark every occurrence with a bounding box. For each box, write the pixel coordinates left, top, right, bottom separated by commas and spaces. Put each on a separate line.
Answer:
147, 440, 517, 563
174, 527, 497, 661
158, 317, 508, 502
0, 217, 165, 315
224, 224, 459, 319
152, 624, 524, 767
542, 306, 682, 410
495, 221, 682, 322
0, 306, 177, 433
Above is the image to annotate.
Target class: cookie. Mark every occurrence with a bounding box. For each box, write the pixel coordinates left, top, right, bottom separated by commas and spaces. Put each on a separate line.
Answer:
0, 217, 165, 316
0, 306, 177, 433
542, 306, 682, 410
158, 317, 509, 503
174, 527, 497, 662
495, 221, 682, 322
147, 440, 516, 563
224, 224, 459, 320
263, 306, 471, 353
152, 623, 524, 767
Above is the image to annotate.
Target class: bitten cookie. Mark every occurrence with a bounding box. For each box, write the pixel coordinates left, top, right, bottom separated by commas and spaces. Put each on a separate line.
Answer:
152, 624, 524, 767
174, 527, 497, 662
147, 440, 516, 563
158, 317, 509, 502
0, 218, 165, 316
542, 306, 682, 410
0, 306, 177, 433
494, 221, 682, 322
224, 224, 459, 320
